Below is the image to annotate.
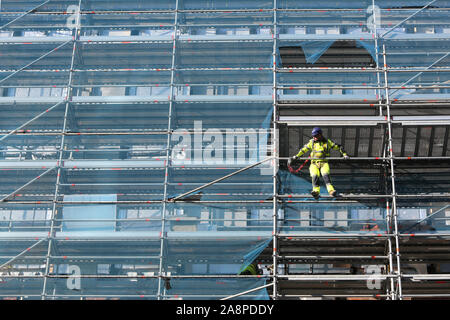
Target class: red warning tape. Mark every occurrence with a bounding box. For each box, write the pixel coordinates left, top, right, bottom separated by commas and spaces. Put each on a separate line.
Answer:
288, 156, 310, 174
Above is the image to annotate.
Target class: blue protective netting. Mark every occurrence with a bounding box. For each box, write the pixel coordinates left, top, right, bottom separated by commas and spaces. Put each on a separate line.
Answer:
238, 238, 272, 273
300, 40, 335, 64
164, 233, 272, 269
278, 169, 313, 195
276, 40, 379, 66
62, 194, 117, 232
167, 105, 274, 201
1, 0, 450, 300
163, 235, 272, 299
167, 278, 270, 300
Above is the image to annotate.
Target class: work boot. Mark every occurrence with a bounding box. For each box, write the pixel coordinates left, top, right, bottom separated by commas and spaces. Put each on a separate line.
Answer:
311, 190, 320, 199
329, 190, 337, 197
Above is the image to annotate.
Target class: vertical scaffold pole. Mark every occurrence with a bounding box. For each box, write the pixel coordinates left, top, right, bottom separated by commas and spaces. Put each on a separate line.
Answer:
372, 0, 395, 300
385, 199, 396, 300
382, 43, 403, 300
40, 0, 83, 300
272, 0, 279, 300
157, 0, 179, 300
371, 0, 383, 117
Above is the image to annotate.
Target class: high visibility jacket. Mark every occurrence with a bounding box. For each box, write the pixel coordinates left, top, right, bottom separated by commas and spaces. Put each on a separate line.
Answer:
295, 138, 347, 163
239, 262, 259, 275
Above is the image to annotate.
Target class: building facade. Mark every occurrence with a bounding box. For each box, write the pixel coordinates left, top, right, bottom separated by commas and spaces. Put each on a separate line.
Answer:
0, 0, 449, 300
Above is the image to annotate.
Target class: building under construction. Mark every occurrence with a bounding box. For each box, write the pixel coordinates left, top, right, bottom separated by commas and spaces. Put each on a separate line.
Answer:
0, 0, 449, 300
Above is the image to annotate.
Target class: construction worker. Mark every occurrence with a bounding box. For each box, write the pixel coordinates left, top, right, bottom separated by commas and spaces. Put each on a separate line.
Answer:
238, 262, 261, 276
288, 127, 349, 199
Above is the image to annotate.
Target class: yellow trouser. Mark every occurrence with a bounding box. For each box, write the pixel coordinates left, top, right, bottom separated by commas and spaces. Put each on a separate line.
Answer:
309, 161, 335, 194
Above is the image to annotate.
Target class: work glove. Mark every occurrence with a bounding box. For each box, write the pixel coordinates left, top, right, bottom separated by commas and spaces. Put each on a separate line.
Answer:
287, 156, 297, 166
343, 154, 350, 160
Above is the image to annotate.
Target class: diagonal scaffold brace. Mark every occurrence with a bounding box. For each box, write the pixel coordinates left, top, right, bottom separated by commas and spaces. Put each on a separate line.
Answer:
389, 52, 450, 97
404, 204, 450, 233
169, 156, 274, 202
380, 0, 439, 38
0, 166, 57, 203
0, 0, 52, 31
0, 39, 73, 86
0, 238, 48, 270
220, 282, 274, 300
0, 100, 67, 143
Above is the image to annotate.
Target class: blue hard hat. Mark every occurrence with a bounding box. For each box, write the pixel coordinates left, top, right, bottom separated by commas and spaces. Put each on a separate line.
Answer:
312, 127, 322, 136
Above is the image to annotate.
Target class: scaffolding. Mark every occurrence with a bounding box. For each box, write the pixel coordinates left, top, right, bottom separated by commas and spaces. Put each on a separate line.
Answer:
0, 0, 450, 300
